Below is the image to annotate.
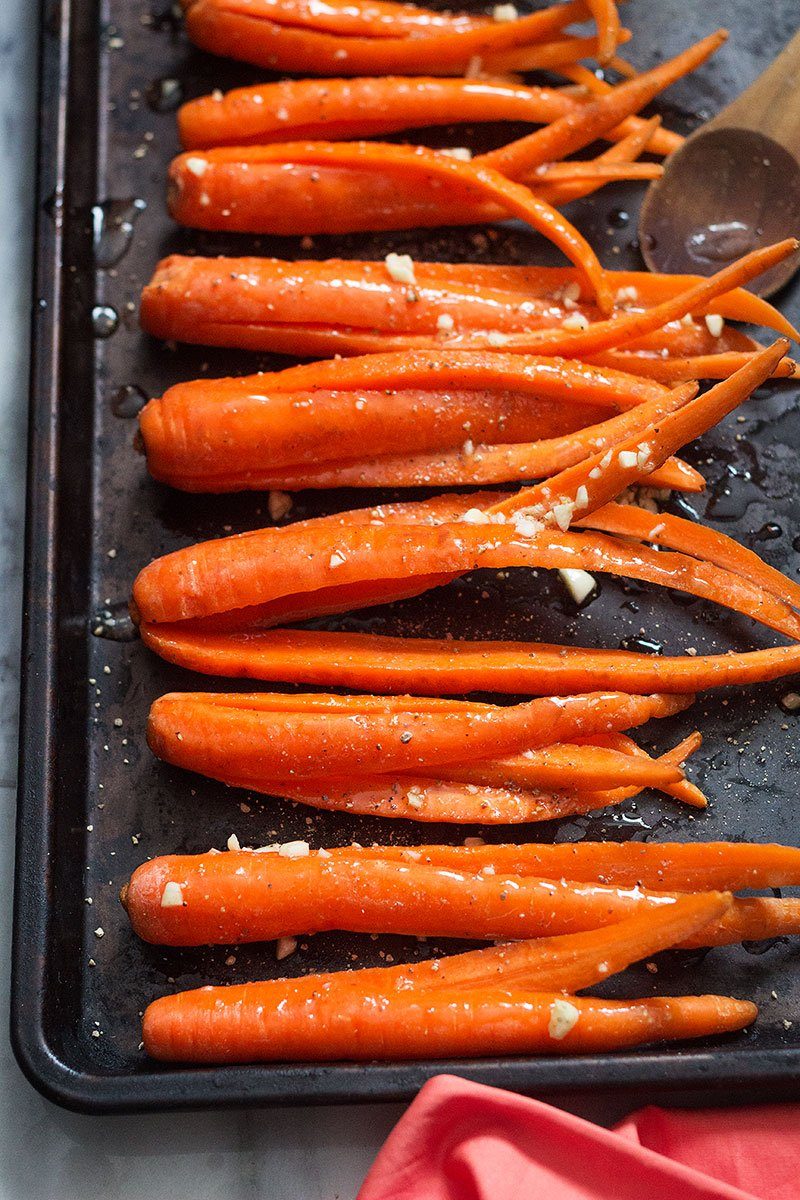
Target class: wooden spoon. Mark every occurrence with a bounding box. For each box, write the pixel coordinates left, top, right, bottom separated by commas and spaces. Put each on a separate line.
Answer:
639, 30, 800, 297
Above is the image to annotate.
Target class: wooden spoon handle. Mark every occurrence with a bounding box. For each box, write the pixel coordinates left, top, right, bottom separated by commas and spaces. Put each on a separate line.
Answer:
710, 29, 800, 153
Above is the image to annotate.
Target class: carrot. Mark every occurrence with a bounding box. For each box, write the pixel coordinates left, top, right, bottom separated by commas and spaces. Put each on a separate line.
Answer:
123, 847, 800, 948
580, 502, 800, 613
585, 0, 620, 63
178, 76, 679, 156
589, 350, 798, 382
143, 984, 755, 1064
168, 141, 612, 309
140, 367, 698, 493
348, 840, 800, 891
251, 734, 699, 824
182, 0, 608, 77
140, 243, 800, 357
480, 31, 726, 180
146, 689, 691, 789
488, 341, 788, 524
139, 624, 800, 696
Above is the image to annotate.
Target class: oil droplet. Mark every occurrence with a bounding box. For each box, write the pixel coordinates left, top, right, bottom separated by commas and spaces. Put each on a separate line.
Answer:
92, 305, 119, 338
685, 220, 758, 264
110, 384, 148, 418
793, 534, 800, 553
92, 198, 146, 268
752, 521, 782, 542
706, 464, 761, 521
607, 208, 630, 229
742, 938, 785, 956
146, 76, 184, 113
43, 190, 64, 224
91, 601, 137, 642
618, 635, 663, 655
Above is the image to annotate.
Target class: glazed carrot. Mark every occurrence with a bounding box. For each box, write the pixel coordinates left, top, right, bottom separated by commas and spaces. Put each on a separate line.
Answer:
356, 840, 800, 892
579, 502, 800, 612
138, 625, 800, 696
145, 896, 731, 1019
146, 689, 691, 787
489, 341, 788, 524
131, 513, 800, 639
182, 0, 610, 77
590, 350, 797, 382
585, 0, 620, 62
533, 117, 663, 209
140, 370, 698, 493
168, 142, 612, 309
123, 847, 800, 948
143, 985, 756, 1064
178, 77, 679, 155
236, 444, 699, 494
140, 243, 800, 357
132, 517, 800, 639
480, 31, 726, 179
250, 731, 697, 823
151, 985, 756, 1065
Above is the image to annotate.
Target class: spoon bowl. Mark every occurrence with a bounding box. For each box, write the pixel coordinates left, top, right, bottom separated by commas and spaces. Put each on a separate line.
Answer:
639, 30, 800, 298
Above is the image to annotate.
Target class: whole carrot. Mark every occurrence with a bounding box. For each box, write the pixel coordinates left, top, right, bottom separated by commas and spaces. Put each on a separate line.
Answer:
139, 625, 800, 696
143, 986, 755, 1064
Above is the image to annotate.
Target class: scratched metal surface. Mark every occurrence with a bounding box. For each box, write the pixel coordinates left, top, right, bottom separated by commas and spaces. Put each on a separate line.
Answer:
12, 0, 800, 1110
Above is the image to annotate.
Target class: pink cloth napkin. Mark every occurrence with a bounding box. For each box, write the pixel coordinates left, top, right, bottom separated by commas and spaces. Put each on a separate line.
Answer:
357, 1075, 800, 1200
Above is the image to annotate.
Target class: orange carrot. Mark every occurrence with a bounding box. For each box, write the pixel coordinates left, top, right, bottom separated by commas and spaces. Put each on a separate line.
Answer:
138, 623, 800, 697
182, 0, 607, 77
580, 503, 800, 613
480, 31, 726, 180
123, 847, 800, 947
168, 141, 612, 309
139, 367, 697, 493
143, 984, 756, 1063
346, 840, 800, 892
178, 76, 679, 155
146, 689, 691, 789
585, 0, 620, 62
140, 244, 800, 357
252, 734, 699, 824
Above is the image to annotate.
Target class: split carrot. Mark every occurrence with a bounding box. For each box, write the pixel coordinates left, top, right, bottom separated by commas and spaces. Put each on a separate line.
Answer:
131, 343, 800, 639
143, 894, 730, 1007
480, 31, 726, 180
146, 689, 691, 789
139, 367, 697, 493
178, 76, 679, 156
123, 847, 800, 947
168, 141, 613, 309
356, 840, 800, 892
138, 623, 800, 696
181, 0, 610, 77
579, 503, 800, 613
589, 350, 797, 382
143, 985, 756, 1063
585, 0, 620, 63
257, 733, 699, 823
140, 242, 800, 357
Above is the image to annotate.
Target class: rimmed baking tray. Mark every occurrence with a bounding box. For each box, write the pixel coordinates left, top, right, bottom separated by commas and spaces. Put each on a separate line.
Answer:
11, 0, 800, 1111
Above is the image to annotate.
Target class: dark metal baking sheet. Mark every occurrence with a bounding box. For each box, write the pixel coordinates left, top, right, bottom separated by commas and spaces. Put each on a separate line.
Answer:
11, 0, 800, 1112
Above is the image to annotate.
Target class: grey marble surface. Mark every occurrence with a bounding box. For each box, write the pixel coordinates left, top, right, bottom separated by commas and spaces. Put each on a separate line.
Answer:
0, 4, 397, 1197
